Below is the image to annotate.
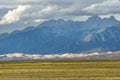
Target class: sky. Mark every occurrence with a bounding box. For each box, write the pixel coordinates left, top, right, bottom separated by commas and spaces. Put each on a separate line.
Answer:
0, 0, 120, 34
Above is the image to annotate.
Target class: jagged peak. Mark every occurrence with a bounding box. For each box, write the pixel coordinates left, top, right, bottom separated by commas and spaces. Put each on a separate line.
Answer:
87, 15, 101, 22
103, 16, 117, 21
57, 19, 65, 22
109, 16, 117, 20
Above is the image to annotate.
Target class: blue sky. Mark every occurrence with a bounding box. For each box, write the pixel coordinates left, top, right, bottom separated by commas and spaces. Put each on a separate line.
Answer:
0, 0, 120, 33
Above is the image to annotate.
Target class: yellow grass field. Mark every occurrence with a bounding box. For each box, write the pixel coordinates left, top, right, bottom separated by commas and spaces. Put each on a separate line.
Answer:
0, 60, 120, 80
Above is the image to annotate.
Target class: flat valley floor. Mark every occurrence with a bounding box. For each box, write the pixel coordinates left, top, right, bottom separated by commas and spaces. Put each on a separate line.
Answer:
0, 60, 120, 80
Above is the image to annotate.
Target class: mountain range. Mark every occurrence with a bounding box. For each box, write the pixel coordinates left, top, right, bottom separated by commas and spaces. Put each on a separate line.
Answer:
0, 16, 120, 54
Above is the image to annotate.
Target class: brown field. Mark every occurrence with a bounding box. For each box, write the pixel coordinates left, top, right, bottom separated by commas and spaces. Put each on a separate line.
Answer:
0, 60, 120, 80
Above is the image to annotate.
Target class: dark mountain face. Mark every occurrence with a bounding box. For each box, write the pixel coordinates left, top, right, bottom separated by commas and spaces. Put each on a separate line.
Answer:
0, 16, 120, 54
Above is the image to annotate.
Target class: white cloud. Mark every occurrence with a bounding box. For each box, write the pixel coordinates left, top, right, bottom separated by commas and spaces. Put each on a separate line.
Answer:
100, 14, 120, 21
83, 0, 120, 15
1, 0, 120, 34
0, 4, 63, 33
38, 5, 61, 19
0, 5, 31, 24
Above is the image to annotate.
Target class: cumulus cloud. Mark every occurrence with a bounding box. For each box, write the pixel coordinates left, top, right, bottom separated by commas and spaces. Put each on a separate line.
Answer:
83, 0, 120, 15
0, 0, 107, 22
0, 4, 64, 25
38, 5, 60, 19
1, 0, 120, 34
0, 5, 31, 24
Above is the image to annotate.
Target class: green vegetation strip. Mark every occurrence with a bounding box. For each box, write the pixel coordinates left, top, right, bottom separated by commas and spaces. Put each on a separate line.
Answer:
0, 60, 120, 80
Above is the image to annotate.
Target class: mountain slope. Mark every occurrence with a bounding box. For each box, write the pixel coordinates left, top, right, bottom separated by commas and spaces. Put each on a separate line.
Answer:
82, 26, 120, 52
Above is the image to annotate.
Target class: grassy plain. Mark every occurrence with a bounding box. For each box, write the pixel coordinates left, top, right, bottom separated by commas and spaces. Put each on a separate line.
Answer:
0, 60, 120, 80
